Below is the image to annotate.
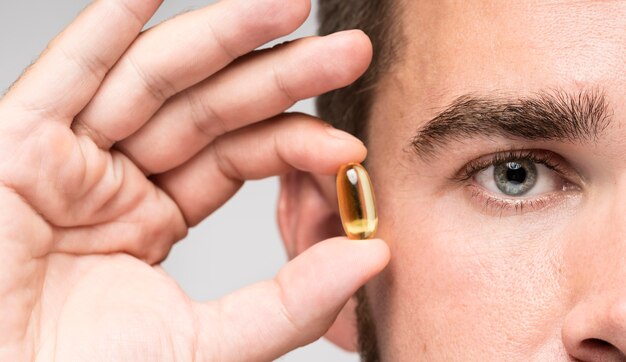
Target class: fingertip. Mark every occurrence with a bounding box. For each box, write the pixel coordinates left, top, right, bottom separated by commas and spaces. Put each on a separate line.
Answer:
332, 236, 390, 277
346, 29, 374, 69
276, 236, 389, 319
326, 29, 372, 52
324, 29, 374, 84
323, 123, 364, 146
362, 238, 391, 260
319, 124, 368, 169
264, 0, 311, 35
312, 236, 390, 278
276, 115, 367, 174
363, 238, 391, 274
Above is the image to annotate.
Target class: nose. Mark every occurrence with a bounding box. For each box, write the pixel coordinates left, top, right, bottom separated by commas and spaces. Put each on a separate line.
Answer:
560, 179, 626, 361
562, 293, 626, 361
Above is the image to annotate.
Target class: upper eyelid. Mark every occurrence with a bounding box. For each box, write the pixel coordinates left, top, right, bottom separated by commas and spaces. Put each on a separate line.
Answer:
451, 149, 576, 185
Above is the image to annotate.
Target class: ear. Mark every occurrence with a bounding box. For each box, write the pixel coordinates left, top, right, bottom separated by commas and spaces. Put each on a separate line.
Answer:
277, 170, 360, 352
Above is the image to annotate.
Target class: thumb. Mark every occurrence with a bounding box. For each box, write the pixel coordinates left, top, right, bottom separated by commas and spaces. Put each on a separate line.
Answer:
191, 237, 390, 361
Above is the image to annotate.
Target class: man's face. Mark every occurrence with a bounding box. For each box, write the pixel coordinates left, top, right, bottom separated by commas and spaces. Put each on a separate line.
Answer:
364, 0, 626, 359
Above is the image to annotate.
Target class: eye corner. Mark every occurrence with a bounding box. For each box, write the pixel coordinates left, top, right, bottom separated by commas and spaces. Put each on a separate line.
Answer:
455, 148, 583, 215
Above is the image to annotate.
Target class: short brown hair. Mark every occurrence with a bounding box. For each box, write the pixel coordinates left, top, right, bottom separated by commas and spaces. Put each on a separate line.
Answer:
316, 0, 403, 143
316, 1, 404, 361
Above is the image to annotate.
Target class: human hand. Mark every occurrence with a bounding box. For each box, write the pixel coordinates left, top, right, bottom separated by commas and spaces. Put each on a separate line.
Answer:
0, 0, 390, 360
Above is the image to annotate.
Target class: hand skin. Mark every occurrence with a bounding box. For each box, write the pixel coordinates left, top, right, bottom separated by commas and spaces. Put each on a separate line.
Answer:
0, 0, 390, 360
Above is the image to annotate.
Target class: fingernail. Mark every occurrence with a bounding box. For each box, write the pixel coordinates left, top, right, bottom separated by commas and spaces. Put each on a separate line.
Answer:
327, 29, 364, 39
324, 124, 363, 143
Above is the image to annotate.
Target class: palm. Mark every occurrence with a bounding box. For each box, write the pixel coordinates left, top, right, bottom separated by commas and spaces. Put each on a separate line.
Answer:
6, 120, 188, 260
0, 124, 192, 358
29, 253, 198, 360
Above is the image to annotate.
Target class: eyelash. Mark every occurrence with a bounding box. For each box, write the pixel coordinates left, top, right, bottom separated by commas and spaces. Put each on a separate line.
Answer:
452, 149, 579, 214
454, 149, 566, 182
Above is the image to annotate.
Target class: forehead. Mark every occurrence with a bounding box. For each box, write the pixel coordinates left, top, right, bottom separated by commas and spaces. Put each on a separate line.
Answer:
365, 0, 626, 185
394, 0, 626, 99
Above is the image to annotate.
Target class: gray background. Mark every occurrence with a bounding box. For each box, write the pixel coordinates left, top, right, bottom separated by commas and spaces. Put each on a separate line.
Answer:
0, 1, 357, 361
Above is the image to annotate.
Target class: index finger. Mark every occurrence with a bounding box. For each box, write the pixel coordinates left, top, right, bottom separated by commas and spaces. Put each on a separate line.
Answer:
154, 113, 367, 226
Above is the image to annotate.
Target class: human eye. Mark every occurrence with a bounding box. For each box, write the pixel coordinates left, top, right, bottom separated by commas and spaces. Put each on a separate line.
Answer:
454, 149, 582, 214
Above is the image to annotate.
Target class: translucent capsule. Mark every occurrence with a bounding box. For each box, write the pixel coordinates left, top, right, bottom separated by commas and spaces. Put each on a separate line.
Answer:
336, 162, 378, 239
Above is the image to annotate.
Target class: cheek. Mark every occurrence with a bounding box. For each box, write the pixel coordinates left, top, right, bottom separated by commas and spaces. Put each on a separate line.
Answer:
367, 183, 573, 359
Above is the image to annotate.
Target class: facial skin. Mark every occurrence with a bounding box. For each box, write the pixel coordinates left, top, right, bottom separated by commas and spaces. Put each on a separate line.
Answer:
280, 0, 626, 360
367, 0, 626, 359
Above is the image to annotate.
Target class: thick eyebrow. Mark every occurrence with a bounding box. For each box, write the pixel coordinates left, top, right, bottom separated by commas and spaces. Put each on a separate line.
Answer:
410, 88, 613, 158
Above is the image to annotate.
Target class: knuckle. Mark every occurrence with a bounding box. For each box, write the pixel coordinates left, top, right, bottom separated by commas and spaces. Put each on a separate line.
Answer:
272, 64, 297, 104
58, 44, 109, 83
184, 90, 227, 140
213, 138, 244, 182
125, 54, 173, 102
205, 20, 240, 60
112, 0, 150, 26
71, 118, 115, 149
273, 278, 305, 334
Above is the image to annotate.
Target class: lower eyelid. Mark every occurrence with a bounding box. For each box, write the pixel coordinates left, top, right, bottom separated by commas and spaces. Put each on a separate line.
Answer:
463, 183, 581, 216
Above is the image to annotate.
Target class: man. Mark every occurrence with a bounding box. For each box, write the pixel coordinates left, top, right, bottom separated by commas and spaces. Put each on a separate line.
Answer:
0, 0, 624, 361
303, 1, 626, 360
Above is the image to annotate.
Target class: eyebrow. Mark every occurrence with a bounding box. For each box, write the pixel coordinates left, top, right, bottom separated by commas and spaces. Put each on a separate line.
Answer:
410, 88, 613, 158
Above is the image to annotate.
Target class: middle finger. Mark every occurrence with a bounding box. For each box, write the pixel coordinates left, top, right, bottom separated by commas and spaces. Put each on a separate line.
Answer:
116, 30, 372, 174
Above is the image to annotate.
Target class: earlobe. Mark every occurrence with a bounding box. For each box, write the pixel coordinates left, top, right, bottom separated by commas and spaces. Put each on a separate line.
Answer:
277, 170, 360, 352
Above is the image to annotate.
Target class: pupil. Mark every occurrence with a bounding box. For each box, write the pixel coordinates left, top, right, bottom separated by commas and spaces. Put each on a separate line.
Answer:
506, 162, 526, 184
493, 159, 537, 196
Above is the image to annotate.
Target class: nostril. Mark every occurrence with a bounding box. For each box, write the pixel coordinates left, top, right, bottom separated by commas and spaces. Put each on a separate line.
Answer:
562, 298, 626, 361
577, 338, 626, 361
581, 338, 614, 350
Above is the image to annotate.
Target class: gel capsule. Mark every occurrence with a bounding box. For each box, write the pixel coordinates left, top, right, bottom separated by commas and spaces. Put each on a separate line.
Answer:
336, 162, 378, 239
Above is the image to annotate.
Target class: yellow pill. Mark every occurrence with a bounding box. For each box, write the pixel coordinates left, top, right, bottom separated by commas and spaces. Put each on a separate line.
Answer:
336, 162, 378, 239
